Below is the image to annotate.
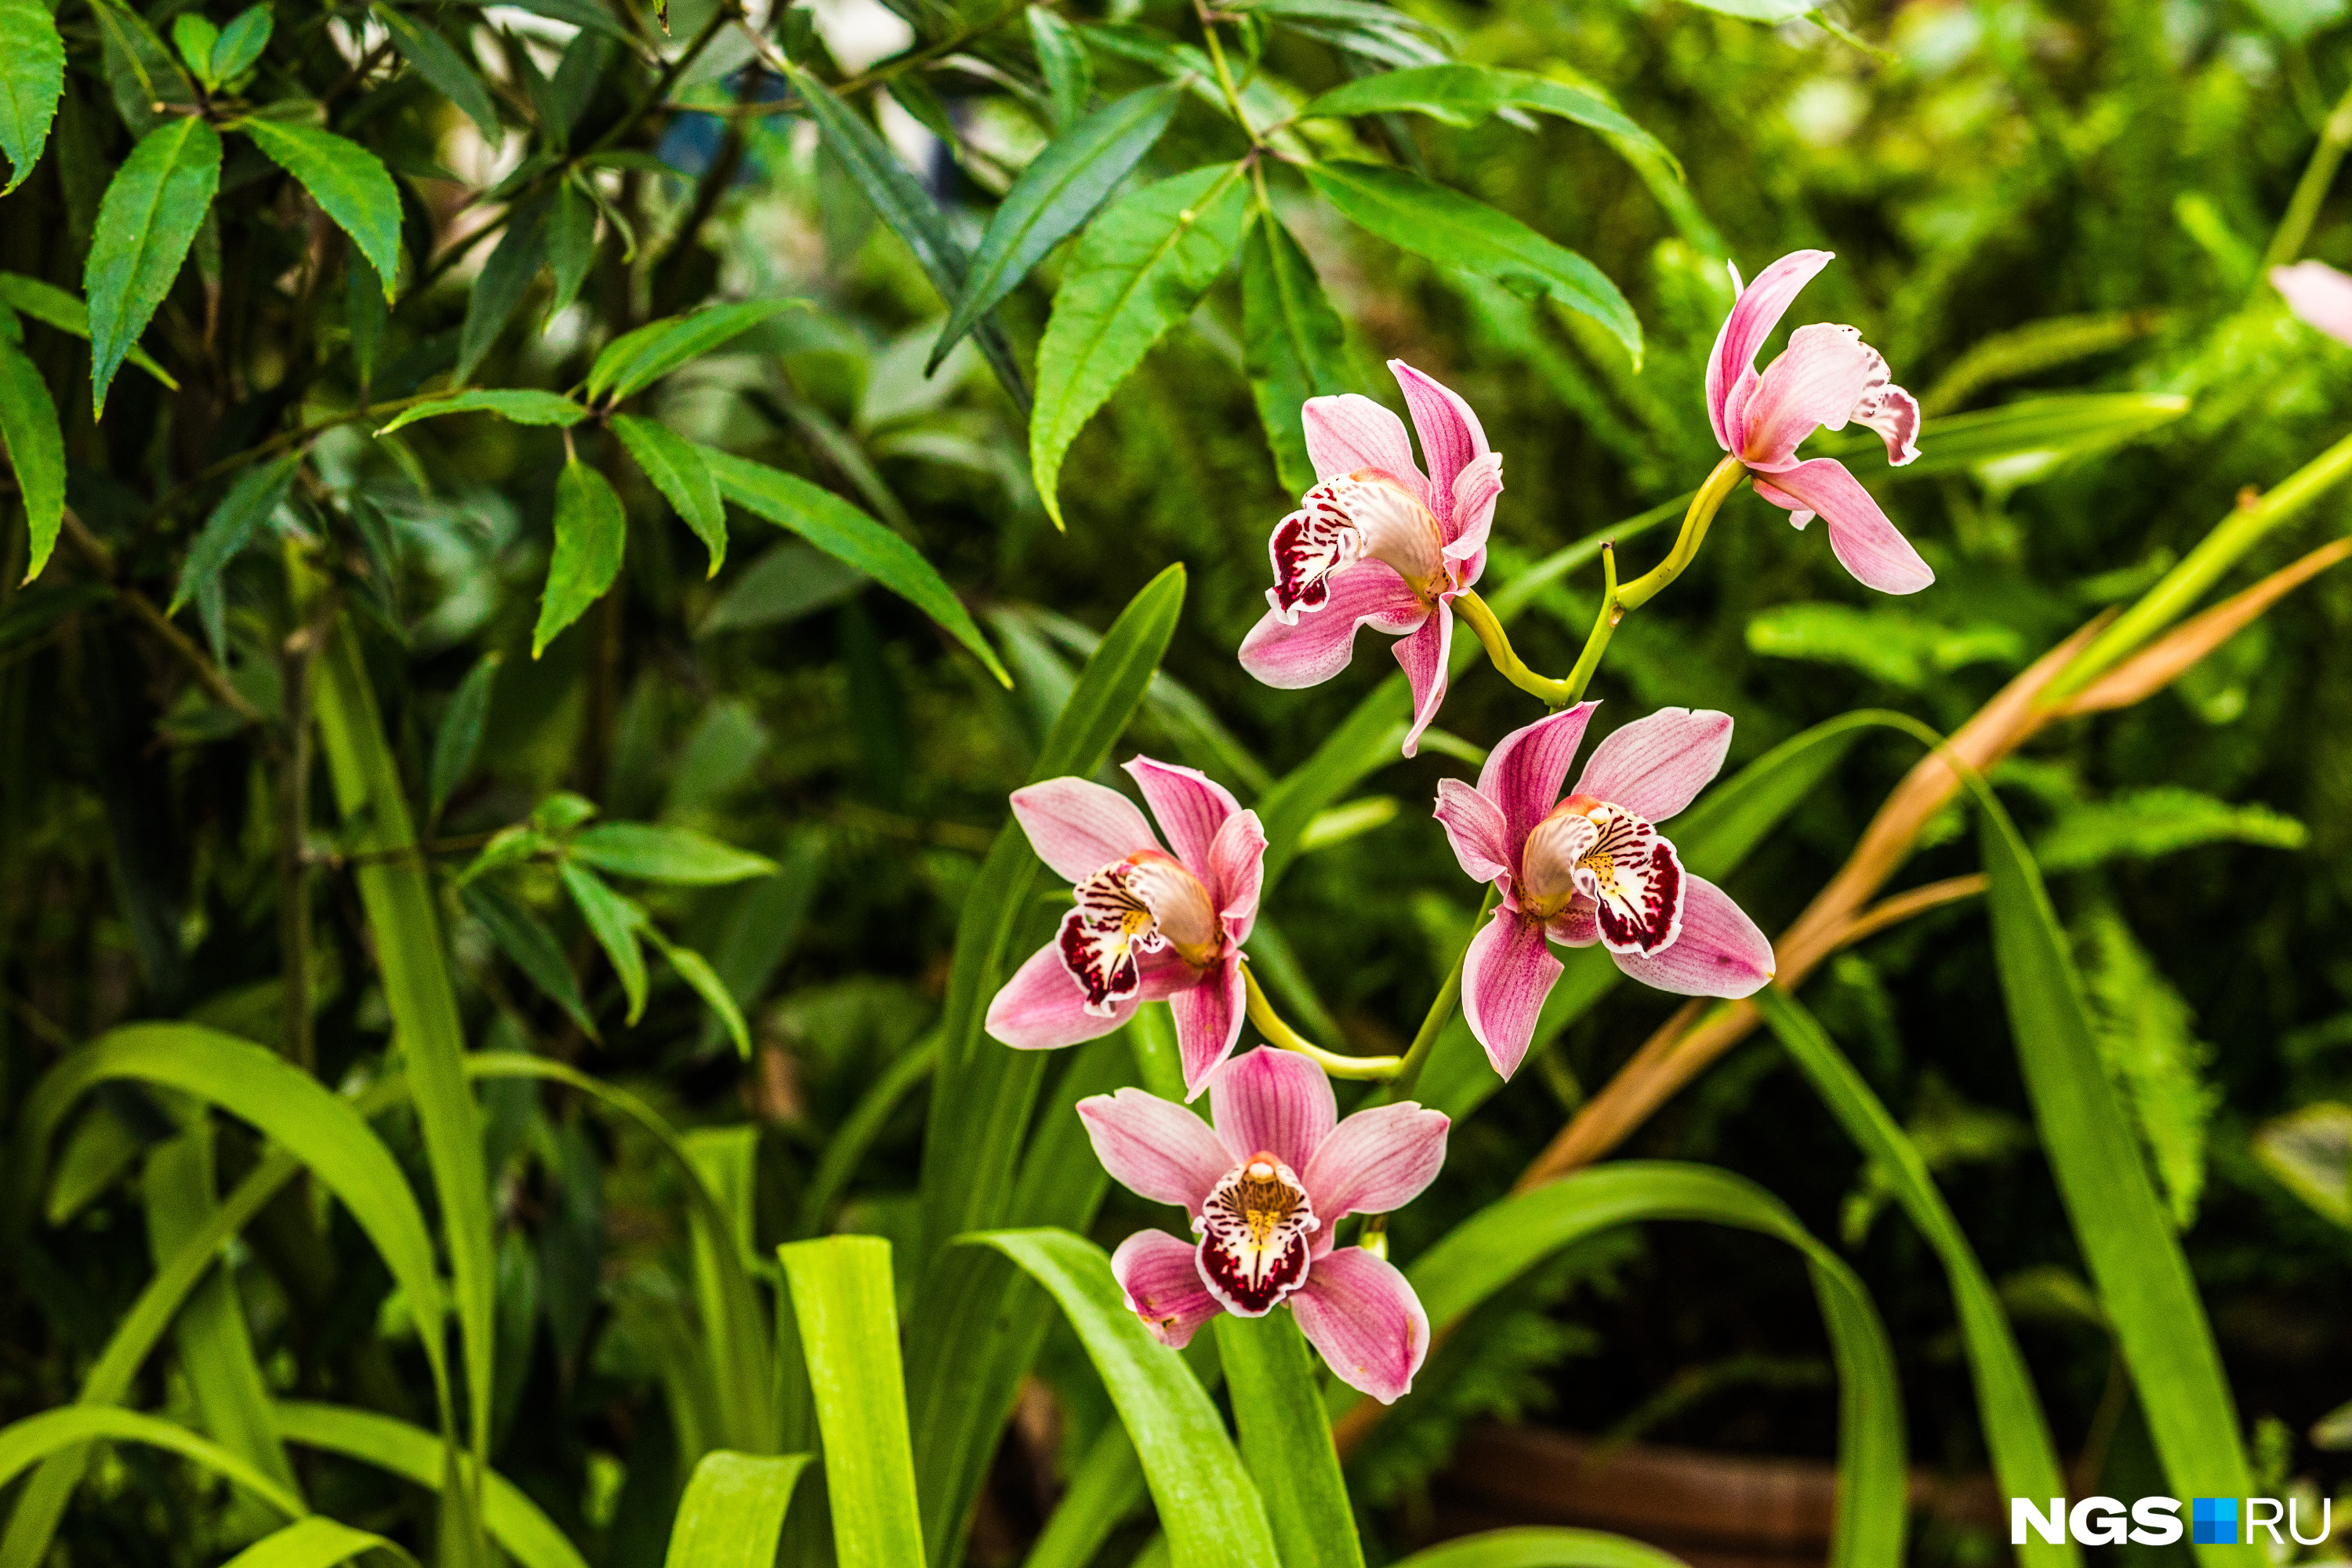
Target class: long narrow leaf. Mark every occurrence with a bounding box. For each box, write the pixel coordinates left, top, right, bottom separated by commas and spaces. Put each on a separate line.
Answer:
0, 1406, 303, 1519
220, 1517, 417, 1568
1216, 1311, 1363, 1568
1391, 1527, 1695, 1568
666, 1452, 812, 1566
778, 1236, 927, 1568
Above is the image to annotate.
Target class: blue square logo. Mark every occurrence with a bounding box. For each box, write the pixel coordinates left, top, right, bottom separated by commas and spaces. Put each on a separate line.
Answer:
2193, 1497, 2238, 1545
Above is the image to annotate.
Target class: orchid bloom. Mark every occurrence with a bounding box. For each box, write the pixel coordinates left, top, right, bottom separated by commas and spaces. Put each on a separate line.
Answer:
1081, 1047, 1446, 1403
1238, 361, 1503, 757
1435, 703, 1775, 1079
1708, 250, 1935, 596
2271, 260, 2352, 346
985, 757, 1265, 1098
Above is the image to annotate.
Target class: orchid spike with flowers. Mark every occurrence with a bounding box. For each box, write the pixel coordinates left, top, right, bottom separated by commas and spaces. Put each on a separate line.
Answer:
1080, 1046, 1447, 1403
1707, 250, 1936, 596
2271, 260, 2352, 345
1238, 360, 1503, 757
1436, 703, 1776, 1078
985, 756, 1265, 1098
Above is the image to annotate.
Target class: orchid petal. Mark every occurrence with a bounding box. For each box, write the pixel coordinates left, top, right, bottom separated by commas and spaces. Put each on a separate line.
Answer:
1444, 452, 1503, 568
1572, 707, 1732, 825
1289, 1247, 1430, 1404
1756, 459, 1935, 595
1210, 1045, 1336, 1171
1123, 756, 1240, 877
1078, 1087, 1238, 1214
1303, 1102, 1449, 1221
1394, 604, 1453, 759
1460, 908, 1563, 1080
1303, 394, 1428, 501
1239, 563, 1428, 691
1112, 1229, 1225, 1347
1388, 360, 1489, 508
1207, 809, 1267, 942
2273, 260, 2352, 347
1476, 703, 1599, 851
1432, 778, 1512, 887
986, 942, 1138, 1050
1607, 873, 1775, 999
1737, 322, 1875, 470
1706, 249, 1834, 451
1011, 777, 1163, 883
1169, 955, 1247, 1100
1546, 897, 1600, 947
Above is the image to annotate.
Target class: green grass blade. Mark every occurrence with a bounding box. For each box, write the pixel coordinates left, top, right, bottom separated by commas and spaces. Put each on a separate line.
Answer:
1215, 1309, 1364, 1568
1390, 1526, 1695, 1568
778, 1236, 927, 1568
0, 1406, 302, 1520
220, 1517, 418, 1568
664, 1451, 814, 1568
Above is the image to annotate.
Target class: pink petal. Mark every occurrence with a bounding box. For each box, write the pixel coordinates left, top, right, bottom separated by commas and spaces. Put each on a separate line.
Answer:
2273, 260, 2352, 347
1238, 563, 1428, 691
1736, 322, 1875, 470
1388, 360, 1489, 512
1011, 778, 1163, 884
1432, 778, 1512, 888
1207, 808, 1267, 943
1476, 702, 1599, 851
1078, 1088, 1236, 1214
1209, 1045, 1336, 1171
1302, 394, 1428, 503
1572, 708, 1733, 825
1608, 873, 1775, 999
1288, 1246, 1429, 1404
1756, 459, 1934, 595
1112, 1229, 1225, 1348
1303, 1103, 1450, 1221
1123, 756, 1239, 877
987, 943, 1138, 1050
1169, 955, 1247, 1100
1546, 898, 1600, 947
1706, 250, 1834, 452
1459, 909, 1563, 1080
1393, 603, 1453, 760
1443, 452, 1503, 570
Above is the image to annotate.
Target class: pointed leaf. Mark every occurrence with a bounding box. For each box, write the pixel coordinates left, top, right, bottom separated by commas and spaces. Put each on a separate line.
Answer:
0, 336, 64, 582
778, 1237, 927, 1568
646, 930, 751, 1056
170, 452, 299, 616
0, 1407, 303, 1519
458, 198, 546, 383
558, 860, 647, 1023
209, 7, 271, 84
1296, 65, 1673, 172
376, 3, 499, 139
543, 180, 594, 321
612, 414, 724, 573
1240, 205, 1348, 495
1028, 7, 1093, 130
85, 117, 220, 415
0, 0, 64, 194
664, 1452, 812, 1568
568, 822, 777, 884
596, 299, 804, 402
532, 459, 625, 656
236, 118, 400, 299
376, 387, 586, 434
0, 272, 176, 387
428, 650, 500, 822
1304, 160, 1638, 361
1030, 162, 1250, 525
460, 880, 597, 1038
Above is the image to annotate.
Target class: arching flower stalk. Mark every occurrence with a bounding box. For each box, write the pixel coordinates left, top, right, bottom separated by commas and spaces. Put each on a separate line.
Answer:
985, 757, 1265, 1098
1081, 1047, 1448, 1403
1435, 703, 1775, 1078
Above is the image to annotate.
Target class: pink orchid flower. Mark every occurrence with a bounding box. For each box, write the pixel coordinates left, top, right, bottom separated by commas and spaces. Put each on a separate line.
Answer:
1708, 250, 1935, 596
1080, 1046, 1447, 1403
2272, 260, 2352, 345
1238, 360, 1503, 757
1435, 703, 1776, 1079
985, 756, 1265, 1098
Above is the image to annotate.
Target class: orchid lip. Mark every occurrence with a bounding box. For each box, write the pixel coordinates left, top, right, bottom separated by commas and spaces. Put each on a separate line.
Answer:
1268, 470, 1450, 622
1055, 849, 1221, 1015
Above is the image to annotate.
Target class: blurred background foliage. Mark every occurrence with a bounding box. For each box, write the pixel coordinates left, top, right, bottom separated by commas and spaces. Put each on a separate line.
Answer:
4, 0, 2352, 1554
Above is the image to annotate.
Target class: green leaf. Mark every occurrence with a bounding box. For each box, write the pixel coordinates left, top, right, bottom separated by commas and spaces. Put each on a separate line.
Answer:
458, 198, 547, 383
2252, 1103, 2352, 1229
234, 118, 399, 301
209, 7, 271, 85
532, 459, 626, 657
1240, 205, 1350, 496
1754, 986, 2078, 1568
459, 880, 597, 1038
0, 336, 63, 582
1822, 392, 2192, 490
85, 117, 220, 415
931, 82, 1182, 373
778, 1237, 928, 1568
1304, 161, 1639, 362
376, 387, 587, 434
558, 860, 647, 1023
1030, 162, 1250, 526
0, 1407, 303, 1520
612, 413, 724, 573
172, 13, 220, 85
699, 446, 1009, 685
590, 299, 803, 403
376, 4, 499, 140
568, 821, 778, 884
220, 1518, 416, 1568
1978, 799, 2257, 1559
0, 0, 65, 194
664, 1452, 813, 1568
1392, 1527, 1697, 1568
697, 542, 864, 635
2035, 785, 2307, 873
1295, 66, 1672, 169
0, 274, 177, 387
1673, 0, 1807, 21
647, 930, 750, 1056
274, 1403, 589, 1568
1746, 602, 2024, 688
974, 1231, 1278, 1568
428, 651, 499, 822
90, 0, 187, 136
170, 451, 299, 616
543, 180, 595, 321
1215, 1312, 1363, 1568
2074, 903, 2219, 1229
1028, 6, 1094, 130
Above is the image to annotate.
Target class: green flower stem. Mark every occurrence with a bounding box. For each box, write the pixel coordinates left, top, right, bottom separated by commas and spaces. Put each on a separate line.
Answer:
1240, 961, 1403, 1080
2264, 76, 2352, 274
1555, 539, 1621, 702
1453, 585, 1581, 707
1615, 453, 1748, 611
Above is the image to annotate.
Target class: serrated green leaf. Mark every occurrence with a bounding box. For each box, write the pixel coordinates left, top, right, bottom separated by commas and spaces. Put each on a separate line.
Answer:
235, 118, 399, 299
931, 82, 1181, 373
612, 414, 724, 573
85, 116, 220, 415
460, 880, 597, 1039
1029, 7, 1093, 130
0, 0, 66, 194
1305, 160, 1639, 362
376, 387, 586, 434
663, 1452, 811, 1567
558, 860, 647, 1023
597, 299, 802, 403
0, 272, 177, 387
532, 459, 625, 657
90, 0, 187, 136
568, 822, 777, 884
459, 198, 546, 383
1296, 65, 1673, 171
2035, 785, 2307, 873
428, 650, 500, 821
699, 445, 1009, 684
1030, 162, 1250, 525
376, 4, 499, 140
0, 336, 63, 583
169, 451, 299, 618
1240, 205, 1348, 495
2074, 904, 2218, 1229
209, 7, 271, 85
778, 1237, 927, 1568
